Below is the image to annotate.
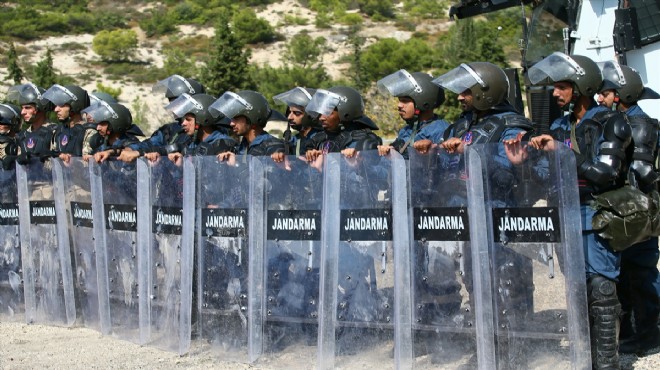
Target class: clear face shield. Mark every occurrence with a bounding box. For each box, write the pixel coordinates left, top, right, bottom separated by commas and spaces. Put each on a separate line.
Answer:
305, 89, 343, 118
208, 91, 252, 119
43, 84, 77, 107
7, 83, 43, 105
81, 100, 118, 124
431, 64, 486, 94
164, 93, 203, 120
598, 61, 626, 91
152, 74, 197, 98
528, 51, 585, 86
273, 87, 314, 108
377, 69, 422, 97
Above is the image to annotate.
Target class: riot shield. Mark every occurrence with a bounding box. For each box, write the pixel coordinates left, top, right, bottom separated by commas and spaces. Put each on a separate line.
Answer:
251, 155, 324, 364
90, 159, 145, 343
194, 155, 261, 363
318, 150, 412, 369
16, 159, 75, 326
0, 165, 23, 321
466, 143, 590, 369
407, 148, 477, 368
136, 157, 193, 355
55, 158, 99, 330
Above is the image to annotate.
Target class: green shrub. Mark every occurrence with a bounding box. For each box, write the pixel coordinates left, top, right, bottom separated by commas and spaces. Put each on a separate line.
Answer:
231, 8, 279, 44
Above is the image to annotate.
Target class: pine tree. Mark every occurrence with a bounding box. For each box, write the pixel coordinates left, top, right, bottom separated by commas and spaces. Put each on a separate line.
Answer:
6, 43, 24, 85
347, 25, 368, 90
200, 12, 253, 96
33, 48, 57, 88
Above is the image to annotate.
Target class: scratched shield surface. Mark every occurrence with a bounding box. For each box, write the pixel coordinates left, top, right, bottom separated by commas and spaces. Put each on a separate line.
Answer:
0, 164, 23, 321
16, 158, 75, 326
466, 142, 590, 370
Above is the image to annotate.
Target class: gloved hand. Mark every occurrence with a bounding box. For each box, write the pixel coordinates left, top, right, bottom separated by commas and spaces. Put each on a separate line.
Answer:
16, 152, 31, 165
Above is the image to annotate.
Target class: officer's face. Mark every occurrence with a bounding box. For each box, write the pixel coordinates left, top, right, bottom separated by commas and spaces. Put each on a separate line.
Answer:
397, 97, 416, 120
96, 122, 110, 137
0, 125, 11, 135
21, 104, 38, 123
320, 109, 341, 133
231, 115, 250, 136
182, 113, 197, 135
553, 82, 574, 108
54, 104, 71, 121
597, 89, 616, 109
458, 89, 474, 112
287, 105, 305, 129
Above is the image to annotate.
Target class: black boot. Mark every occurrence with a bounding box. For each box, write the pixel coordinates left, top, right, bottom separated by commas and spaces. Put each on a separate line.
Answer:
588, 275, 621, 370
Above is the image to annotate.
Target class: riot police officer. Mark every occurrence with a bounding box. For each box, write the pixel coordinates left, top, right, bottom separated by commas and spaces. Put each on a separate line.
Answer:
598, 60, 660, 354
529, 52, 632, 369
0, 103, 21, 171
211, 90, 286, 161
376, 69, 450, 158
7, 83, 56, 163
42, 84, 98, 162
81, 102, 142, 164
273, 87, 322, 156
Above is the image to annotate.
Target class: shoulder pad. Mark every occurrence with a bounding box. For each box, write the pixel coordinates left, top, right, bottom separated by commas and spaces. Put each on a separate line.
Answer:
501, 114, 534, 130
627, 115, 659, 128
591, 110, 619, 123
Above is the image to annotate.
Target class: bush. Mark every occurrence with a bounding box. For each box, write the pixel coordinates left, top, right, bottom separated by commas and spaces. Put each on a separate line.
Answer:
140, 8, 177, 37
231, 8, 279, 44
95, 82, 123, 101
93, 29, 138, 62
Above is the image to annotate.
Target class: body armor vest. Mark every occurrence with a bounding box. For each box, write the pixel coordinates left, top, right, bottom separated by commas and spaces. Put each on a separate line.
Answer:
17, 124, 55, 156
627, 115, 660, 190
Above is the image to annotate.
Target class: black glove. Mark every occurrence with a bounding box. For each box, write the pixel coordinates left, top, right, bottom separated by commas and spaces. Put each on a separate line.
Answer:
16, 152, 31, 165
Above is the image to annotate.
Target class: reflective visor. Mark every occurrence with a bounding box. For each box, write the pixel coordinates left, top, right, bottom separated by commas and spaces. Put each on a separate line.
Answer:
6, 83, 42, 104
208, 91, 252, 119
377, 69, 421, 97
165, 93, 203, 119
598, 61, 626, 90
81, 100, 117, 123
305, 89, 343, 117
432, 64, 485, 94
528, 52, 585, 86
152, 74, 196, 95
43, 84, 77, 106
273, 87, 313, 108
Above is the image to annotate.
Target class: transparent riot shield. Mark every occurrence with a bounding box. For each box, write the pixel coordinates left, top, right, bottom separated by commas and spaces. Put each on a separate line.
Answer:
251, 155, 324, 364
0, 165, 23, 321
90, 159, 145, 343
195, 155, 261, 363
407, 148, 477, 368
136, 157, 193, 355
466, 143, 590, 369
55, 158, 99, 330
16, 159, 75, 326
318, 150, 412, 369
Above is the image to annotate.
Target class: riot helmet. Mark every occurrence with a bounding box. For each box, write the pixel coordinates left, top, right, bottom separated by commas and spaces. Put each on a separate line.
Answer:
152, 75, 205, 100
209, 90, 272, 127
273, 87, 319, 129
89, 91, 118, 105
378, 69, 445, 111
6, 83, 51, 111
82, 101, 132, 135
617, 65, 660, 104
432, 62, 509, 111
165, 93, 219, 127
0, 103, 22, 131
598, 61, 626, 92
43, 84, 90, 113
528, 52, 602, 97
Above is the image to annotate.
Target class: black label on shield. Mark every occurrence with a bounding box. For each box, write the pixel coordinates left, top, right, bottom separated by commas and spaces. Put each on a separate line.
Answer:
340, 208, 392, 241
30, 201, 56, 224
267, 209, 321, 241
0, 203, 19, 225
492, 207, 561, 243
71, 201, 93, 228
202, 208, 248, 237
153, 206, 183, 235
105, 203, 137, 231
413, 207, 469, 241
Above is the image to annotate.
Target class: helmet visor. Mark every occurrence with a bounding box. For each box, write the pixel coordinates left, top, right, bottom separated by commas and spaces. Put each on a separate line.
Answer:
377, 69, 422, 97
43, 84, 77, 106
305, 89, 343, 117
528, 52, 585, 86
598, 61, 625, 90
273, 87, 314, 108
6, 83, 43, 105
81, 100, 118, 124
432, 64, 485, 94
209, 91, 252, 119
152, 75, 198, 97
165, 93, 203, 119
